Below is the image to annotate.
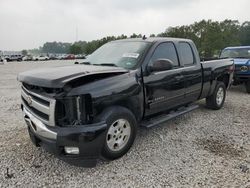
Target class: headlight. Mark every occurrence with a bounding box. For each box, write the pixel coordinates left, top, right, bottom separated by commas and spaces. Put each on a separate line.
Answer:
240, 66, 248, 72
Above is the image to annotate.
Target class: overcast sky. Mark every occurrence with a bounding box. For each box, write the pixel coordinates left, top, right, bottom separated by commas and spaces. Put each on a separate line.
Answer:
0, 0, 249, 51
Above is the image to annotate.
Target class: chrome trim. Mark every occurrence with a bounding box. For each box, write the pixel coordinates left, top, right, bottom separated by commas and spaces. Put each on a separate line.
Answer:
21, 89, 50, 115
22, 102, 49, 125
49, 100, 56, 127
23, 106, 57, 140
22, 86, 53, 102
21, 86, 56, 126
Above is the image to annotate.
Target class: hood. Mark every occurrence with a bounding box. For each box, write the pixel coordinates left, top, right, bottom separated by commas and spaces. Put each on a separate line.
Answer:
234, 58, 250, 65
18, 65, 128, 88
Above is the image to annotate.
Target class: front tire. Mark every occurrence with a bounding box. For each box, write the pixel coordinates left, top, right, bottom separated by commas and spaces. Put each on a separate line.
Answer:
206, 82, 226, 110
97, 106, 137, 160
245, 81, 250, 93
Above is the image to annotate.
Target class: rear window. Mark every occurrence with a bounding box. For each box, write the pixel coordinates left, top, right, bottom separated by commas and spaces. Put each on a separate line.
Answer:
179, 42, 195, 66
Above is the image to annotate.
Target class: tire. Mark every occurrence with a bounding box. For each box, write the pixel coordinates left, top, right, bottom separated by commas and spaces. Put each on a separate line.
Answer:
97, 106, 137, 160
206, 82, 226, 110
245, 81, 250, 93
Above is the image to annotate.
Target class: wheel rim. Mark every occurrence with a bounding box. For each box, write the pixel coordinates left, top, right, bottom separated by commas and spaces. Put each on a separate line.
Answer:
106, 119, 131, 152
216, 87, 224, 105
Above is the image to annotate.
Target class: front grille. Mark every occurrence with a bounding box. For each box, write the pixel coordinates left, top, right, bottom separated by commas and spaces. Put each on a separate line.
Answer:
21, 85, 56, 126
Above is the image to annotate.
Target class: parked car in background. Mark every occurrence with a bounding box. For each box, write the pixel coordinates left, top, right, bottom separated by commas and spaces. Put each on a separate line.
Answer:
48, 54, 59, 60
75, 54, 86, 59
220, 46, 250, 93
18, 37, 234, 167
33, 55, 49, 61
5, 55, 23, 62
22, 55, 33, 61
0, 56, 4, 64
58, 54, 68, 60
65, 54, 75, 60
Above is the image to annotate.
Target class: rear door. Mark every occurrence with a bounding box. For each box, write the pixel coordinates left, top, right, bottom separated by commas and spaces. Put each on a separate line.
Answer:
143, 42, 186, 116
177, 42, 202, 102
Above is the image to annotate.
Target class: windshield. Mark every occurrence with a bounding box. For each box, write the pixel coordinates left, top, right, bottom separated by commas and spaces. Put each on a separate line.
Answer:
220, 48, 250, 59
85, 41, 150, 69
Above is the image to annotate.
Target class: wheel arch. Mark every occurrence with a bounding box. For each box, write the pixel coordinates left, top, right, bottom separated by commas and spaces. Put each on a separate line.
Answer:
217, 73, 230, 88
93, 97, 143, 123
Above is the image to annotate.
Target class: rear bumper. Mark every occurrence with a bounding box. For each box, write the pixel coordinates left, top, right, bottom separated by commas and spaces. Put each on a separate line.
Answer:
22, 105, 107, 167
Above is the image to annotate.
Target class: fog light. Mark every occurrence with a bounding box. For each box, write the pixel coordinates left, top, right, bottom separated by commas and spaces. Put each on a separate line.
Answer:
64, 147, 79, 155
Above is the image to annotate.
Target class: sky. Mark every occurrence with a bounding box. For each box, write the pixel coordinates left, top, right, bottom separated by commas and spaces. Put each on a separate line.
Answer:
0, 0, 249, 51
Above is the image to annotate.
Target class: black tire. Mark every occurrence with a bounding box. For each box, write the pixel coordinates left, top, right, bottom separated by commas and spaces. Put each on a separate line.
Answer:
245, 81, 250, 94
206, 82, 226, 110
97, 106, 137, 160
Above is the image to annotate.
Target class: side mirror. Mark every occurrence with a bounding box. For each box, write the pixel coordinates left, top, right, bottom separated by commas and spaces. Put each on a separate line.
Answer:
148, 59, 174, 72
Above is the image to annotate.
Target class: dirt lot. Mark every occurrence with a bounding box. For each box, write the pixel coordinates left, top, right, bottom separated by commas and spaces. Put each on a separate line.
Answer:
0, 61, 249, 187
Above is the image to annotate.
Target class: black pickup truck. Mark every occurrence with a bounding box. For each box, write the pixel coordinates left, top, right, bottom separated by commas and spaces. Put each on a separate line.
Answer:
18, 38, 234, 167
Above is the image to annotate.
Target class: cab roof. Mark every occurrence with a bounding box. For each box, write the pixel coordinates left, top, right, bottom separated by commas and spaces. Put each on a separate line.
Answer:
112, 37, 193, 43
224, 46, 250, 50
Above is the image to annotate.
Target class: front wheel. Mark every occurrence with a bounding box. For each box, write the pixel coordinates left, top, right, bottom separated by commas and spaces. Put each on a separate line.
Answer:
245, 81, 250, 93
206, 82, 226, 110
97, 106, 137, 160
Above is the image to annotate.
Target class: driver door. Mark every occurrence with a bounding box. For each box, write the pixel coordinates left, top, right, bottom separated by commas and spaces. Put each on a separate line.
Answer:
143, 42, 185, 116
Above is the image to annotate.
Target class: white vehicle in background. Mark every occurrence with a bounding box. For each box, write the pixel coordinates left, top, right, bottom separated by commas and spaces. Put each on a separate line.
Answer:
75, 54, 86, 59
33, 55, 49, 61
22, 55, 33, 61
58, 54, 68, 60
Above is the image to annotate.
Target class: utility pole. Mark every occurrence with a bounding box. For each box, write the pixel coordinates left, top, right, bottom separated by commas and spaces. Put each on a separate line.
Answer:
76, 26, 78, 42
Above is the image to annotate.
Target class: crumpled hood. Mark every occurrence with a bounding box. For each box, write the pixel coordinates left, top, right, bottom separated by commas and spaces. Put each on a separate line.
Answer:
18, 65, 128, 88
234, 58, 250, 65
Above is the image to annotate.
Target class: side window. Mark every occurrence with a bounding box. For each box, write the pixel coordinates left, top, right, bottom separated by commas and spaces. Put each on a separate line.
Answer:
150, 42, 179, 67
179, 42, 195, 66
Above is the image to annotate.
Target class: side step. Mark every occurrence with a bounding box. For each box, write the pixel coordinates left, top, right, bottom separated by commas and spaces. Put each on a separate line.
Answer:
141, 104, 199, 129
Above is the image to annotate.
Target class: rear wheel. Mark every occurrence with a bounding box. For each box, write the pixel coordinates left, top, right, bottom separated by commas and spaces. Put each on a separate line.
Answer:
206, 82, 226, 110
245, 81, 250, 93
97, 106, 137, 160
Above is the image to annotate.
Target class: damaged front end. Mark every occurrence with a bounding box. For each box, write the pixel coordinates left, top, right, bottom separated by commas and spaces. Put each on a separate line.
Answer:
55, 94, 94, 127
18, 64, 130, 166
21, 82, 107, 167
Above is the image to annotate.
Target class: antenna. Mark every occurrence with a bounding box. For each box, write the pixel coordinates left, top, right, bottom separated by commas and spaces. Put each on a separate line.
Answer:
142, 35, 147, 40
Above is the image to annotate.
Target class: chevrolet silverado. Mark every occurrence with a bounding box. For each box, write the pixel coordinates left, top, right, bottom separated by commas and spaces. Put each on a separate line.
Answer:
18, 38, 234, 167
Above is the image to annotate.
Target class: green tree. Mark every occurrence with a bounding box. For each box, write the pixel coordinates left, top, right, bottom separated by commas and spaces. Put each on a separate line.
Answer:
130, 33, 142, 38
21, 50, 28, 56
159, 19, 242, 58
42, 42, 71, 54
69, 44, 83, 55
240, 21, 250, 45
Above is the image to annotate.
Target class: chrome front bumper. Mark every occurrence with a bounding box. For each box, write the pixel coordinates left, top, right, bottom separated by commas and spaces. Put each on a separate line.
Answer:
23, 105, 57, 140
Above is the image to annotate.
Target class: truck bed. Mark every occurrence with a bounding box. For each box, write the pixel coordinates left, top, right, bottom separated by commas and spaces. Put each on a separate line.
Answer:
199, 58, 234, 99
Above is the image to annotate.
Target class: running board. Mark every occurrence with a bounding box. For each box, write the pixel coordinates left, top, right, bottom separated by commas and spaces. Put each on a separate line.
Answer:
141, 104, 199, 129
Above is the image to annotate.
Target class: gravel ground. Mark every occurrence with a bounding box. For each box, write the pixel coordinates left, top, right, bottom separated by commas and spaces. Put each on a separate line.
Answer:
0, 61, 249, 187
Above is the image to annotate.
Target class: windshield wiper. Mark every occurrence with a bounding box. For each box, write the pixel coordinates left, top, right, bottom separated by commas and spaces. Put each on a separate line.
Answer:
93, 63, 118, 67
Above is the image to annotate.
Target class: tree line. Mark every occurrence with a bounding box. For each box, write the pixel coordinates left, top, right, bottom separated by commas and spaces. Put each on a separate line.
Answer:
28, 19, 250, 58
